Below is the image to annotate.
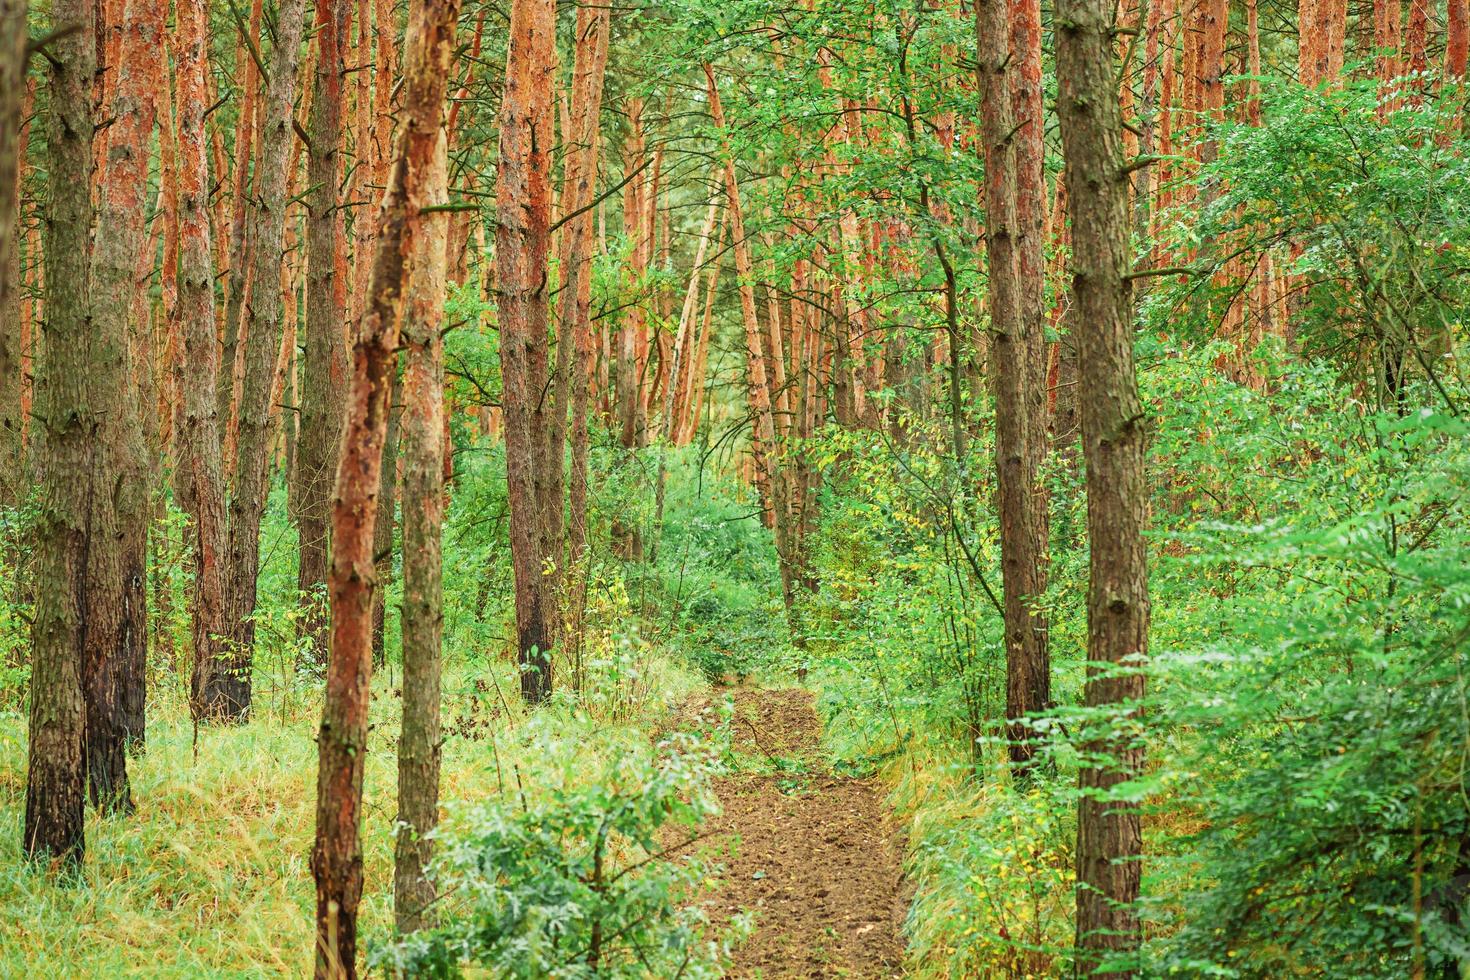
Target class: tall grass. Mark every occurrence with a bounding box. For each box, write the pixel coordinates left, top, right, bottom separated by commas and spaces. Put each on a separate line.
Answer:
0, 648, 704, 977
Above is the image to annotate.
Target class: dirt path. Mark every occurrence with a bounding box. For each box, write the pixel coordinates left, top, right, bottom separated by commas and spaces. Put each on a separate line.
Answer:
689, 689, 908, 978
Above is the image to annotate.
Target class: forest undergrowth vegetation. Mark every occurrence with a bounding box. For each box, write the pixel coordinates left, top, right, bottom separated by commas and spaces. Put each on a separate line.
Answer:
0, 439, 771, 976
5, 0, 1469, 972
809, 337, 1467, 977
798, 81, 1470, 976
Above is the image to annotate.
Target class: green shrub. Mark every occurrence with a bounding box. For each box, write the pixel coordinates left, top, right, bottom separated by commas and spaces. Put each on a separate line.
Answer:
372, 732, 741, 979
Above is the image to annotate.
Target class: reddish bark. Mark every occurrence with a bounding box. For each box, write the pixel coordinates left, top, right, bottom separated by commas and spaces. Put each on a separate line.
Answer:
1406, 0, 1430, 102
298, 0, 351, 662
557, 1, 611, 590
1302, 0, 1347, 88
177, 0, 232, 725
1449, 0, 1469, 80
705, 64, 782, 528
496, 0, 558, 703
312, 0, 460, 972
86, 0, 159, 786
1057, 0, 1152, 967
1197, 0, 1228, 165
1376, 0, 1404, 111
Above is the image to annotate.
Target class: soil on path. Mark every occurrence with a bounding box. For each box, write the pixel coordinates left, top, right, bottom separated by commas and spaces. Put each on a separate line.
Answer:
687, 688, 908, 978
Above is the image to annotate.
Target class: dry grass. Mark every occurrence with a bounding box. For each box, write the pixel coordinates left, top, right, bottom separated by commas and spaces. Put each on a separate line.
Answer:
0, 653, 703, 978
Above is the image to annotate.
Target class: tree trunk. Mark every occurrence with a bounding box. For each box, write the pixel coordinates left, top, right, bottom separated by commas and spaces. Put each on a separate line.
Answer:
1011, 0, 1053, 706
219, 0, 265, 465
496, 0, 557, 704
86, 0, 159, 793
24, 0, 92, 868
1406, 0, 1430, 102
680, 222, 725, 446
1056, 0, 1151, 970
313, 0, 459, 972
369, 0, 402, 668
222, 0, 311, 721
979, 0, 1049, 773
394, 125, 449, 936
299, 0, 351, 664
177, 0, 233, 725
617, 102, 646, 455
557, 2, 610, 648
1449, 0, 1469, 81
371, 374, 401, 665
705, 64, 782, 530
0, 0, 26, 507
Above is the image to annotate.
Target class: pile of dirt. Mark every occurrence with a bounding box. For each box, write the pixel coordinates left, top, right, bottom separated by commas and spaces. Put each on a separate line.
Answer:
691, 689, 908, 978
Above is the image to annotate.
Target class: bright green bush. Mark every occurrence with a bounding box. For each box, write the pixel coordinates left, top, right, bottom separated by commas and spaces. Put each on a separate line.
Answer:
371, 731, 739, 979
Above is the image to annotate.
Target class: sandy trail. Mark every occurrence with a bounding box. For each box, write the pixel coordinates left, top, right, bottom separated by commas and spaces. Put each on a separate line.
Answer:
689, 688, 908, 978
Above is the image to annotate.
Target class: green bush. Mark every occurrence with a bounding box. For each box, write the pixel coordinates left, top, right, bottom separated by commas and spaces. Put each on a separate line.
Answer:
372, 732, 741, 979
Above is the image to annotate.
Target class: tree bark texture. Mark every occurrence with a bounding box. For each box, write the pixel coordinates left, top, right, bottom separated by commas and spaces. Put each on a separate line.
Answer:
557, 0, 610, 579
979, 0, 1049, 773
24, 0, 93, 867
312, 0, 459, 973
222, 0, 311, 721
299, 0, 351, 664
86, 0, 159, 788
394, 127, 449, 936
178, 0, 233, 725
1056, 0, 1152, 970
495, 0, 558, 704
0, 0, 27, 507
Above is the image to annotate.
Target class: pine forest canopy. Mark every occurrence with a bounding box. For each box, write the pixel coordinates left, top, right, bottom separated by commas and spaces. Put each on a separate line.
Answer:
0, 0, 1466, 975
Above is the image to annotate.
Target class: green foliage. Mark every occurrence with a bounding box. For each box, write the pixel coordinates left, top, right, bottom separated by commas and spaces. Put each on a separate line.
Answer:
648, 450, 787, 683
1152, 77, 1468, 411
806, 331, 1469, 975
371, 730, 739, 979
1139, 359, 1470, 974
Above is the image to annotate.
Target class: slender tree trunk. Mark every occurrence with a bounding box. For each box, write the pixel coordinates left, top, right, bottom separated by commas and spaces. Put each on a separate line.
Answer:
86, 0, 159, 792
558, 2, 610, 646
1057, 0, 1151, 970
299, 0, 351, 663
1011, 0, 1052, 705
680, 224, 724, 446
665, 187, 722, 447
651, 184, 722, 555
220, 0, 310, 721
0, 0, 26, 507
313, 0, 459, 972
369, 0, 403, 668
705, 64, 782, 528
496, 0, 557, 703
24, 0, 93, 867
617, 103, 646, 455
348, 0, 372, 324
219, 0, 265, 462
979, 0, 1048, 773
394, 125, 449, 935
177, 0, 233, 724
371, 375, 401, 664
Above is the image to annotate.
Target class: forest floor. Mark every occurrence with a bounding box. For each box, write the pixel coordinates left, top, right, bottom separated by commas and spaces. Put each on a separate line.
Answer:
681, 688, 909, 978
